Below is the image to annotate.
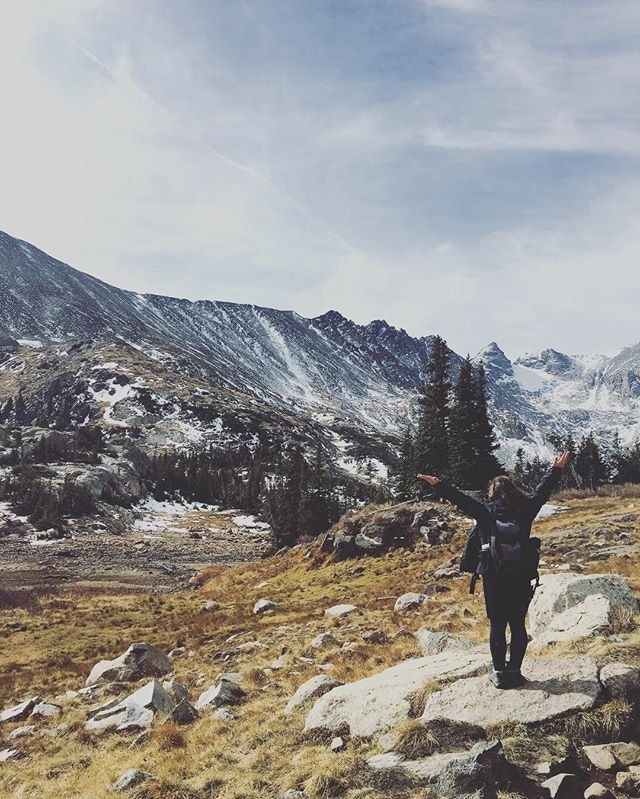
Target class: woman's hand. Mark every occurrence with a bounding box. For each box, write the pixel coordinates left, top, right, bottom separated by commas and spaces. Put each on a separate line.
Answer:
417, 473, 440, 486
554, 450, 571, 469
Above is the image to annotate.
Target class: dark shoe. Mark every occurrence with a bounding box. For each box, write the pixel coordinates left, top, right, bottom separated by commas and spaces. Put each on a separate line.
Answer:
489, 669, 510, 689
505, 666, 527, 687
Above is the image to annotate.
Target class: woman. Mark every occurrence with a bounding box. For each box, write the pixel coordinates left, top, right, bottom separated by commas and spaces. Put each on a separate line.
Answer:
417, 451, 570, 689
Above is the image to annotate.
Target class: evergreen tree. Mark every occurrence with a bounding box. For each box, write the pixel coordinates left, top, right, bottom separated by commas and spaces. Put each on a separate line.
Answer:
14, 390, 26, 425
469, 362, 502, 485
394, 426, 417, 500
513, 447, 526, 486
447, 358, 478, 488
414, 335, 450, 478
574, 433, 607, 490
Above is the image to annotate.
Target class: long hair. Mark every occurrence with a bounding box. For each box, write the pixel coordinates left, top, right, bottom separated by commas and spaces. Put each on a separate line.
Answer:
487, 475, 530, 512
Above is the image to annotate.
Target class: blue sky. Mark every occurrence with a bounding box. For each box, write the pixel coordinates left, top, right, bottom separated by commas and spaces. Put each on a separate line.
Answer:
1, 0, 639, 358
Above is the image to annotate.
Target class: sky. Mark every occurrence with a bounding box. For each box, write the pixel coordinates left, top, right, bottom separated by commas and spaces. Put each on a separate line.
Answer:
1, 0, 639, 359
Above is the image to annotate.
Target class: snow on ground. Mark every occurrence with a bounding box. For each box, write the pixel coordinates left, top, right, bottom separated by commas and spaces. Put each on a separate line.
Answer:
17, 339, 43, 348
133, 497, 221, 533
232, 514, 271, 530
512, 364, 552, 392
536, 503, 569, 519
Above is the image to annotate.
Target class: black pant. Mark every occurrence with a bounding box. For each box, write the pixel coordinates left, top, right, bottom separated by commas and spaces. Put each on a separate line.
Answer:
483, 573, 532, 671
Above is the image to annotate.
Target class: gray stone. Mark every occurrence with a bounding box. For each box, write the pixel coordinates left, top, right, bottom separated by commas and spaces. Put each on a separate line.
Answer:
0, 748, 26, 763
324, 604, 359, 618
583, 745, 617, 772
253, 598, 277, 615
285, 676, 343, 714
311, 632, 338, 649
541, 773, 579, 799
616, 772, 640, 796
196, 679, 245, 710
434, 740, 515, 799
0, 696, 41, 723
85, 679, 179, 732
280, 791, 306, 799
417, 629, 481, 656
200, 600, 220, 612
30, 701, 62, 718
529, 573, 638, 644
8, 726, 37, 740
330, 736, 345, 752
584, 784, 615, 799
367, 750, 468, 781
421, 657, 600, 728
117, 702, 155, 733
600, 662, 640, 698
212, 707, 237, 721
86, 643, 172, 686
305, 651, 487, 737
394, 592, 428, 612
362, 629, 387, 645
112, 768, 155, 792
608, 742, 640, 767
171, 699, 199, 725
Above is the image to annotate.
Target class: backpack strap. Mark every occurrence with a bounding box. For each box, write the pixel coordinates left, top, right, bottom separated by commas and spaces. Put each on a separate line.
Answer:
469, 516, 495, 593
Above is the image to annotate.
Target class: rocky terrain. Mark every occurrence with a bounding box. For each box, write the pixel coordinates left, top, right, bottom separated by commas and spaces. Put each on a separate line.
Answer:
1, 488, 639, 798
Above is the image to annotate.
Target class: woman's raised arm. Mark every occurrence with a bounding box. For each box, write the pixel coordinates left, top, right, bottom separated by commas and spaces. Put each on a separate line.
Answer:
417, 474, 492, 525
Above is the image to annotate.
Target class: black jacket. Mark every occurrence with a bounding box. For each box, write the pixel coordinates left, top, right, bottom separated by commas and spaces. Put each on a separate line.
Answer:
433, 467, 562, 573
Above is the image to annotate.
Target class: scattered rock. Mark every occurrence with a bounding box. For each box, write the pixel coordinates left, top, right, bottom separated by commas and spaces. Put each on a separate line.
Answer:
616, 771, 640, 796
196, 679, 246, 710
433, 558, 460, 579
0, 696, 41, 723
31, 701, 62, 718
394, 592, 428, 612
421, 657, 600, 728
600, 662, 640, 699
434, 740, 528, 799
86, 643, 173, 686
285, 676, 343, 714
583, 745, 617, 772
330, 736, 345, 752
367, 750, 468, 781
583, 742, 640, 771
8, 726, 37, 740
253, 598, 277, 615
541, 773, 579, 799
537, 757, 574, 777
417, 629, 481, 657
528, 573, 638, 644
112, 768, 155, 792
324, 604, 359, 618
212, 707, 237, 721
169, 647, 186, 659
280, 791, 306, 799
0, 748, 26, 763
305, 651, 487, 737
200, 600, 220, 612
311, 632, 338, 649
584, 784, 615, 799
85, 679, 188, 732
362, 629, 387, 645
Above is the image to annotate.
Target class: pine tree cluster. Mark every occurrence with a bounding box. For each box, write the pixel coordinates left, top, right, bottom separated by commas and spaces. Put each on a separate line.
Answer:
393, 336, 502, 497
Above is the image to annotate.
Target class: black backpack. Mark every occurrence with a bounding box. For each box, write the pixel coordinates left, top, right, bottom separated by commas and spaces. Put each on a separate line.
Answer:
461, 517, 541, 595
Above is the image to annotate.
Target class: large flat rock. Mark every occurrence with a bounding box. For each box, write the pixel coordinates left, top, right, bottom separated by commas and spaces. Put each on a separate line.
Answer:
529, 573, 637, 645
304, 651, 488, 737
421, 656, 600, 728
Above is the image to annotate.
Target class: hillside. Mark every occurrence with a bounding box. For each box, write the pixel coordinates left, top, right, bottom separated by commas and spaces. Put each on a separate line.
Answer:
1, 488, 639, 799
1, 228, 639, 467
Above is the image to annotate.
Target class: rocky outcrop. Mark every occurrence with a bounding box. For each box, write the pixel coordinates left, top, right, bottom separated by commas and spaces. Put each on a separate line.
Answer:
394, 593, 428, 612
0, 696, 41, 723
326, 504, 452, 559
599, 662, 640, 699
196, 678, 246, 711
304, 651, 487, 737
85, 679, 193, 732
420, 657, 600, 728
113, 769, 155, 792
417, 629, 482, 657
85, 643, 173, 686
324, 604, 359, 618
529, 573, 638, 644
284, 676, 343, 714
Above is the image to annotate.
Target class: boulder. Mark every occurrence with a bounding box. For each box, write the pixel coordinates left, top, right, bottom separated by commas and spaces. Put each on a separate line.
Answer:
196, 679, 246, 711
304, 651, 487, 737
8, 726, 37, 740
311, 632, 338, 649
86, 643, 172, 686
367, 749, 468, 780
324, 604, 359, 619
600, 662, 640, 699
284, 676, 343, 714
0, 748, 26, 763
253, 598, 277, 615
421, 657, 600, 729
582, 745, 617, 772
434, 740, 526, 799
541, 773, 579, 799
362, 629, 388, 645
584, 784, 615, 799
30, 701, 62, 718
394, 593, 428, 612
0, 696, 41, 723
529, 573, 637, 644
200, 600, 220, 612
417, 629, 481, 657
113, 769, 155, 792
212, 708, 237, 721
85, 679, 185, 732
616, 772, 640, 796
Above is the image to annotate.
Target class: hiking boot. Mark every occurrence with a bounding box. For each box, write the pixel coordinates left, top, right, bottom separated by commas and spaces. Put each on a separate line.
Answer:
489, 669, 509, 689
505, 664, 527, 687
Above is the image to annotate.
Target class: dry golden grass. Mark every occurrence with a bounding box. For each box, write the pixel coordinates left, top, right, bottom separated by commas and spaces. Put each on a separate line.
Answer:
0, 488, 639, 798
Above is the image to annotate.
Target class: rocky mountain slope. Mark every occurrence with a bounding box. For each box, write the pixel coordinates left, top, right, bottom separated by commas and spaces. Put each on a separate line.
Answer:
1, 228, 639, 470
1, 489, 639, 798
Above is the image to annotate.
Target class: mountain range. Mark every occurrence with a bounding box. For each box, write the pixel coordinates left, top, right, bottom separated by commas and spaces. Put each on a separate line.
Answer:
0, 228, 638, 475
